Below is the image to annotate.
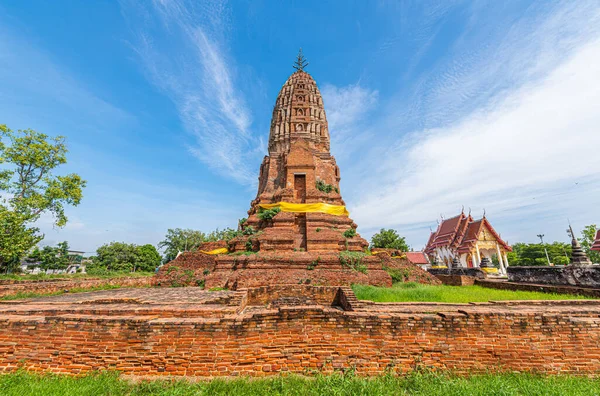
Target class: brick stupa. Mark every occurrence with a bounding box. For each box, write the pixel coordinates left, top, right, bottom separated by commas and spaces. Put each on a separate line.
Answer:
238, 64, 367, 252
155, 53, 441, 289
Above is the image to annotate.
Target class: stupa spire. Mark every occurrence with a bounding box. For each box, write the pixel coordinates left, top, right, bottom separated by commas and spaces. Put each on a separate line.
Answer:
293, 48, 309, 71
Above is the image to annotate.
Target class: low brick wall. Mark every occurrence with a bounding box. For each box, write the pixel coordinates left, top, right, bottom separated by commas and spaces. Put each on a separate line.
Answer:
435, 275, 476, 286
428, 268, 486, 279
0, 277, 152, 298
508, 266, 600, 288
476, 279, 600, 298
0, 286, 599, 377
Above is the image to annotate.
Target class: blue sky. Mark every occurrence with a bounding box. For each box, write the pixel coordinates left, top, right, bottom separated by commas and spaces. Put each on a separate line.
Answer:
1, 0, 599, 254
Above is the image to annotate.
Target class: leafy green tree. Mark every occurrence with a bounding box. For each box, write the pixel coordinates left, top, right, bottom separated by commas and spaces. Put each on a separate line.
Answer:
370, 229, 409, 251
92, 242, 138, 272
0, 207, 42, 272
26, 241, 70, 271
0, 124, 85, 272
509, 242, 571, 266
135, 244, 162, 272
90, 242, 161, 273
552, 255, 570, 265
579, 224, 600, 264
158, 229, 207, 262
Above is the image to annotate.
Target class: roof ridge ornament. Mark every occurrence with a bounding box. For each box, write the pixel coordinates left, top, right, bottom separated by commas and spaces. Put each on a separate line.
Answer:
293, 48, 309, 71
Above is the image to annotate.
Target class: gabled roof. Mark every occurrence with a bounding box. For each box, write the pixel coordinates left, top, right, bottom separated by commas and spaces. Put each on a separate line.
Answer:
425, 211, 512, 255
405, 251, 429, 265
592, 230, 600, 251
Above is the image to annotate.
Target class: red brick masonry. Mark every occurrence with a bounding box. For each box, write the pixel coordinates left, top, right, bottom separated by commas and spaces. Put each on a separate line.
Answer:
0, 277, 152, 298
0, 286, 599, 377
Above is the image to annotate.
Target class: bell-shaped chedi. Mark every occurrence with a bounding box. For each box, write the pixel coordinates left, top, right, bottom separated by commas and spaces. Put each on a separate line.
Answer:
242, 54, 368, 252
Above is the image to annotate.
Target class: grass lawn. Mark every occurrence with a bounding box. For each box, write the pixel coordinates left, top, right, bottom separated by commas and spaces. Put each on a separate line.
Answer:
352, 282, 590, 303
0, 371, 599, 396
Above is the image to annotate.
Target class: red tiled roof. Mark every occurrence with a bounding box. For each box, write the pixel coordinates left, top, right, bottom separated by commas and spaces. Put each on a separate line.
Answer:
592, 230, 600, 251
405, 251, 429, 265
425, 212, 512, 255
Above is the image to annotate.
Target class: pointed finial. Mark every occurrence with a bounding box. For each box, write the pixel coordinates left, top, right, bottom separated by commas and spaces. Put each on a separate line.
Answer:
461, 205, 465, 214
483, 208, 486, 218
293, 48, 309, 71
440, 213, 444, 220
468, 207, 472, 216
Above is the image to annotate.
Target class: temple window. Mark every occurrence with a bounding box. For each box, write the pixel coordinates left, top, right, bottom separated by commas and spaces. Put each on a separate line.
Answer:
296, 123, 303, 131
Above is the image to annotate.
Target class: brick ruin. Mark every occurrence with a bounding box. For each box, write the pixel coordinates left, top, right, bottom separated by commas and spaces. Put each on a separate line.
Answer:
242, 70, 366, 252
1, 286, 599, 377
155, 66, 443, 288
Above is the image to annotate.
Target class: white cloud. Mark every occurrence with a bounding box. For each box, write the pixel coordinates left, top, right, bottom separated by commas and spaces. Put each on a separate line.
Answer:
121, 0, 261, 186
334, 1, 600, 246
351, 37, 600, 245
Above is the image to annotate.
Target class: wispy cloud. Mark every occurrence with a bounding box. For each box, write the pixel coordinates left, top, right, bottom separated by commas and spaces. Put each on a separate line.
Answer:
333, 0, 600, 246
121, 0, 261, 186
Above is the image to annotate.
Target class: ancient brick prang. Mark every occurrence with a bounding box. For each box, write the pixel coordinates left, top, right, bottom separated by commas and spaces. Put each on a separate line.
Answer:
242, 70, 369, 252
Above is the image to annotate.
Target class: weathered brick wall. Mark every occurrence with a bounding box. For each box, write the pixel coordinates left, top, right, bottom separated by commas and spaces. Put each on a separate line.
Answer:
476, 279, 600, 298
0, 277, 152, 298
434, 274, 476, 286
243, 285, 340, 306
1, 301, 599, 376
508, 266, 600, 288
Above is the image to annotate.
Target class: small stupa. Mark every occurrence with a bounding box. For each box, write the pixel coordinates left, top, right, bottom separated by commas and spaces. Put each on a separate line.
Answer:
568, 225, 592, 266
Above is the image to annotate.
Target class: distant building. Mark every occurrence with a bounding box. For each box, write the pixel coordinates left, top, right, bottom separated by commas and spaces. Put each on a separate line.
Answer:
592, 229, 600, 252
20, 249, 87, 274
405, 252, 430, 269
425, 211, 512, 274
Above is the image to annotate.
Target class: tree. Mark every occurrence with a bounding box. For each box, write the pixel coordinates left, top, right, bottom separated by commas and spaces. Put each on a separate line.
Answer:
0, 124, 86, 272
92, 242, 138, 272
90, 242, 161, 273
508, 242, 571, 266
579, 224, 600, 264
27, 241, 71, 271
0, 207, 42, 272
158, 229, 207, 262
135, 244, 162, 272
370, 229, 409, 251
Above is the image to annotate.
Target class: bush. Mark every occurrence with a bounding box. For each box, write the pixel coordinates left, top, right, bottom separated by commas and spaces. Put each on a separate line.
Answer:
257, 207, 281, 221
339, 251, 368, 274
315, 180, 338, 194
343, 228, 356, 238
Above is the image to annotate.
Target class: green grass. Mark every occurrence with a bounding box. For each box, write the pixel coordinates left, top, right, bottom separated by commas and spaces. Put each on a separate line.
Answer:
0, 371, 599, 395
352, 282, 590, 303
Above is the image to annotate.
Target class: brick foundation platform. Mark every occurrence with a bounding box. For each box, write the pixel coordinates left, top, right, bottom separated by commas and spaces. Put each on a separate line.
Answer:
155, 251, 394, 289
1, 286, 599, 377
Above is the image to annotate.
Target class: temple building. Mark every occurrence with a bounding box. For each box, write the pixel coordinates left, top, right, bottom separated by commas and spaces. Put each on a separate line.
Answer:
424, 211, 512, 274
592, 229, 600, 253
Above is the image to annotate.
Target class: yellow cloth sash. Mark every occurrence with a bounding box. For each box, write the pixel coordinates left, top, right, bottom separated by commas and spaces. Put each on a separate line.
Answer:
200, 247, 229, 255
258, 202, 349, 216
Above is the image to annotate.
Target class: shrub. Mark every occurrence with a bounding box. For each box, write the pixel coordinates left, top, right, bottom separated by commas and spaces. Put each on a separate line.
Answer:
339, 251, 368, 274
343, 228, 356, 238
257, 207, 281, 221
315, 179, 337, 194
